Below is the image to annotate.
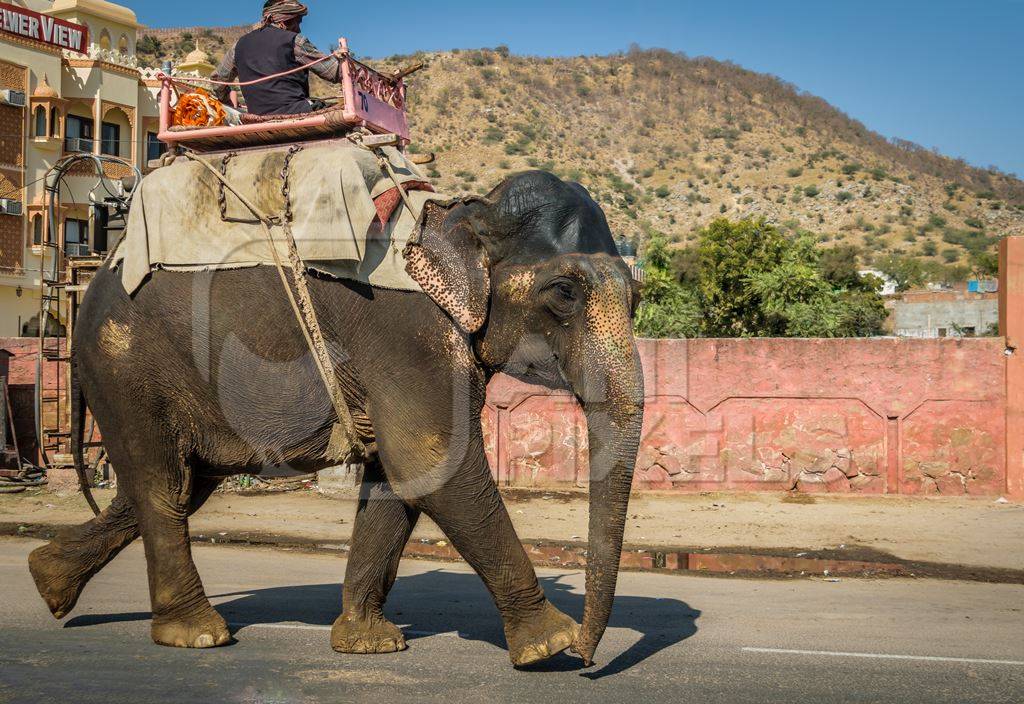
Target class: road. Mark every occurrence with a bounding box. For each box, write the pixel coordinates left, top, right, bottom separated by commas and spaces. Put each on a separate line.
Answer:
0, 537, 1022, 703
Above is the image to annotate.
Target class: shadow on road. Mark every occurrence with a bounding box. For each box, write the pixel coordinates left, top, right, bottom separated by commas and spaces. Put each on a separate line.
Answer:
65, 570, 699, 678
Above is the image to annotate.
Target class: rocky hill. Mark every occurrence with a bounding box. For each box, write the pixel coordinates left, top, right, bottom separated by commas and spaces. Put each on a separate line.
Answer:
139, 31, 1024, 276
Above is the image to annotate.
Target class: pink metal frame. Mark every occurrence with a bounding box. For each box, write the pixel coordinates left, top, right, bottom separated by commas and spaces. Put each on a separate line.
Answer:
157, 37, 410, 149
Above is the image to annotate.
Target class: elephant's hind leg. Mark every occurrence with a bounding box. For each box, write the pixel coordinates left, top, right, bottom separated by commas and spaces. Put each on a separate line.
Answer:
28, 475, 222, 622
117, 445, 230, 649
333, 460, 420, 654
28, 491, 140, 619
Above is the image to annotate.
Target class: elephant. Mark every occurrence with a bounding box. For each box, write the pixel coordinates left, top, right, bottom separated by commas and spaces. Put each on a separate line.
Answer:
27, 169, 645, 667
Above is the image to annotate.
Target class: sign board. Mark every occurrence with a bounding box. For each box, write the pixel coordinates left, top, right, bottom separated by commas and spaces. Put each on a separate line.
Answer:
0, 2, 88, 54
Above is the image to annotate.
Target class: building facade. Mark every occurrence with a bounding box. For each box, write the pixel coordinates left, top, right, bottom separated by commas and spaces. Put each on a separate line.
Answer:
890, 289, 1000, 338
0, 0, 211, 336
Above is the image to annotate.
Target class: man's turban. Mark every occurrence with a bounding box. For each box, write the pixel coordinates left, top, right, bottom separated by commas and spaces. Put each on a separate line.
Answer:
261, 0, 309, 27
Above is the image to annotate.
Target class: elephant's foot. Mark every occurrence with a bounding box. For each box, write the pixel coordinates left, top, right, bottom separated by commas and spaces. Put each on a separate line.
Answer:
151, 605, 232, 649
331, 611, 407, 654
28, 542, 87, 619
505, 601, 580, 667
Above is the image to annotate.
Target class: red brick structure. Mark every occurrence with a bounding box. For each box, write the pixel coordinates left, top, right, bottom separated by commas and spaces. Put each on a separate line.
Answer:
0, 337, 64, 463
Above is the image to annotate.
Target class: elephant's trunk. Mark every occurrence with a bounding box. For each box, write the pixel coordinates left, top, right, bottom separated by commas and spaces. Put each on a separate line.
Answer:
567, 338, 645, 666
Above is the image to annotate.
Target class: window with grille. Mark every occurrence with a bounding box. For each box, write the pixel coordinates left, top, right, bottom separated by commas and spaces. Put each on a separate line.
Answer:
64, 218, 90, 256
101, 121, 121, 156
34, 106, 46, 138
146, 131, 166, 162
65, 115, 93, 153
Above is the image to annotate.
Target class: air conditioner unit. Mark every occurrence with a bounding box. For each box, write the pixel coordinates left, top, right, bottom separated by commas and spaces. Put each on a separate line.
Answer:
65, 242, 90, 257
0, 199, 22, 216
65, 137, 94, 153
0, 90, 26, 108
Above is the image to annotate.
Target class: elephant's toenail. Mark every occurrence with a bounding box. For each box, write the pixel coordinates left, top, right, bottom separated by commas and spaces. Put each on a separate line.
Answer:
195, 634, 215, 648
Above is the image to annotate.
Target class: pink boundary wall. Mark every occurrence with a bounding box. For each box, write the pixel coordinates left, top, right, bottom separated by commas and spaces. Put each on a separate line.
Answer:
484, 338, 1007, 496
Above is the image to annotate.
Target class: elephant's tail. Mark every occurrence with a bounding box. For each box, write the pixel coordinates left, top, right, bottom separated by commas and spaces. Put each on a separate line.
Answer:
71, 353, 100, 517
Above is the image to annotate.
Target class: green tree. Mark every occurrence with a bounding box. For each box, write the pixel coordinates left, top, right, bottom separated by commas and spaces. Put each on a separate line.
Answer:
696, 219, 789, 336
971, 251, 999, 277
876, 254, 927, 291
819, 244, 864, 289
633, 234, 701, 338
634, 220, 887, 338
670, 247, 701, 285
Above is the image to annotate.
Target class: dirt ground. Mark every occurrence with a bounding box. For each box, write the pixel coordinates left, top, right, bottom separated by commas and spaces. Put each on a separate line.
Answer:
3, 485, 1022, 571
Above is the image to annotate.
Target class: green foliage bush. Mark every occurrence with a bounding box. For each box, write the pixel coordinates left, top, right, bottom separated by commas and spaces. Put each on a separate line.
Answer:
136, 34, 162, 59
634, 220, 887, 338
876, 254, 926, 291
971, 251, 999, 276
465, 50, 494, 66
941, 227, 996, 256
633, 235, 702, 338
706, 127, 741, 141
786, 167, 804, 177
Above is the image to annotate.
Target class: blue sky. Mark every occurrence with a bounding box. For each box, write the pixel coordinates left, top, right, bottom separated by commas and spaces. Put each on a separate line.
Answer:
132, 0, 1024, 178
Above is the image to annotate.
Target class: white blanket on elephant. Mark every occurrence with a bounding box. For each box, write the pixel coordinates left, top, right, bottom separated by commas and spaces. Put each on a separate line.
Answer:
113, 142, 440, 293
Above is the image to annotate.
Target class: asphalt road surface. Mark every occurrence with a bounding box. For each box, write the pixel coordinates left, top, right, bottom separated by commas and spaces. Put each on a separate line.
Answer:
1, 537, 1022, 703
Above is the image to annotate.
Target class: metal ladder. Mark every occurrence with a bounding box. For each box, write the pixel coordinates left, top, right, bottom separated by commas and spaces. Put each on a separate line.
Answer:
35, 243, 104, 469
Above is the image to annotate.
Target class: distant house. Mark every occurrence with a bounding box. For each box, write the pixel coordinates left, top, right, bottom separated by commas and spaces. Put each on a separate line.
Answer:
889, 287, 999, 338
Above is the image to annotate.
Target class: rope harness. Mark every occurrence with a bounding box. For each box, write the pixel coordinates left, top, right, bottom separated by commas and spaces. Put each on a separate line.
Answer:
181, 148, 364, 464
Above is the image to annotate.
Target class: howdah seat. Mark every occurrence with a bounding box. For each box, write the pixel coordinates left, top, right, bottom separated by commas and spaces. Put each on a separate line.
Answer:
157, 38, 415, 153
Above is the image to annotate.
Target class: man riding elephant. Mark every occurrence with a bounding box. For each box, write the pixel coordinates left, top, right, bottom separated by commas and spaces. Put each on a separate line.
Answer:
211, 0, 343, 115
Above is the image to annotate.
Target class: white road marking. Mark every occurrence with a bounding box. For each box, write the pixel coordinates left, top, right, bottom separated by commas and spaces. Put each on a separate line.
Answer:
743, 647, 1024, 666
228, 622, 453, 637
230, 622, 329, 632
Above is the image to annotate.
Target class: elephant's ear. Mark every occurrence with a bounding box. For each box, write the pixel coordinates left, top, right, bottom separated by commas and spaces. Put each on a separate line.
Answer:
404, 197, 492, 334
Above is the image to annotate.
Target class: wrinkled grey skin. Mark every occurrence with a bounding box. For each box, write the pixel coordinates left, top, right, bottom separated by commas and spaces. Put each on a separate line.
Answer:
27, 170, 644, 667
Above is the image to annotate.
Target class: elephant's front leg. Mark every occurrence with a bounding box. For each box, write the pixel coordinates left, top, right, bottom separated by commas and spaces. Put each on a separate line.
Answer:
420, 451, 579, 666
332, 460, 420, 653
374, 417, 579, 666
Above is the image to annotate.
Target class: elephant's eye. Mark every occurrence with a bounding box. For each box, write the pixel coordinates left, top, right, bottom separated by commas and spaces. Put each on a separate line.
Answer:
544, 279, 581, 321
553, 281, 575, 301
